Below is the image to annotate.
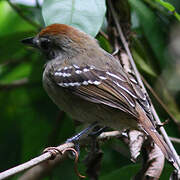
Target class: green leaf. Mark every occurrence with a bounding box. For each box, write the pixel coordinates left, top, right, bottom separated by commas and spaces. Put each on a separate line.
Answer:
100, 164, 174, 179
96, 34, 112, 53
156, 0, 174, 11
0, 1, 36, 36
154, 0, 180, 21
174, 11, 180, 21
129, 0, 167, 68
0, 62, 31, 83
42, 0, 106, 37
100, 164, 139, 179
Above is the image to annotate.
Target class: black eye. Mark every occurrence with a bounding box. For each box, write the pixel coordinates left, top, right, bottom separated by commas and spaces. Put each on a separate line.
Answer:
40, 38, 51, 50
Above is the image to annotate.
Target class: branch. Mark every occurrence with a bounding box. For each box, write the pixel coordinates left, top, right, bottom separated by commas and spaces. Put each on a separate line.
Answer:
108, 0, 180, 170
0, 142, 74, 180
0, 78, 29, 90
169, 137, 180, 144
0, 131, 122, 180
141, 75, 180, 125
35, 0, 41, 9
0, 127, 178, 180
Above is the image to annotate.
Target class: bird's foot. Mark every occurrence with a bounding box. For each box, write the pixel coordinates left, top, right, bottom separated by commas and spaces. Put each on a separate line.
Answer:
43, 147, 62, 160
156, 119, 169, 130
66, 122, 98, 154
88, 126, 109, 138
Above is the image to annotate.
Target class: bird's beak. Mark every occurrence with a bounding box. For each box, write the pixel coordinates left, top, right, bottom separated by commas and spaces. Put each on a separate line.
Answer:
21, 37, 37, 47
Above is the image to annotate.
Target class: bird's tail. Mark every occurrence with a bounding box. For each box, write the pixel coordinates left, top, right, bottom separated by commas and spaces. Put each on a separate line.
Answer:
137, 106, 179, 170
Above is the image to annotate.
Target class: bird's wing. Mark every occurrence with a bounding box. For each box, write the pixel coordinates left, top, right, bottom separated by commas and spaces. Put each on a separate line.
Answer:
50, 64, 149, 118
50, 64, 179, 169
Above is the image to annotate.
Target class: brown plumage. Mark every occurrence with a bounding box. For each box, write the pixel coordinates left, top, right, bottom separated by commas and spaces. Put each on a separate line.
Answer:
22, 23, 178, 170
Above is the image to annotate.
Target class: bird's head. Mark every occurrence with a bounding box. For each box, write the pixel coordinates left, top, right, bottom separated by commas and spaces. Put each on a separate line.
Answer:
22, 24, 97, 60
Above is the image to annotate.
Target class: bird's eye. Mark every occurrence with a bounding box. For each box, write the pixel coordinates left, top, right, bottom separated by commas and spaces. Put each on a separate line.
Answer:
40, 38, 51, 50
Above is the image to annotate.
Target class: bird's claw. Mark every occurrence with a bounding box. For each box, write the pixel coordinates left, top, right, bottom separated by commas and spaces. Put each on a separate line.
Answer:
43, 147, 62, 160
66, 137, 80, 156
156, 119, 169, 129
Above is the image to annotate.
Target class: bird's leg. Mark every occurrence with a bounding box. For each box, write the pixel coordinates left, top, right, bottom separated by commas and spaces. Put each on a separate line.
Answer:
88, 126, 109, 137
66, 122, 98, 153
43, 122, 98, 159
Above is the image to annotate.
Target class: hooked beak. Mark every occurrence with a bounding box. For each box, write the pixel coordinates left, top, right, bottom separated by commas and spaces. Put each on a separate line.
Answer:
21, 37, 37, 47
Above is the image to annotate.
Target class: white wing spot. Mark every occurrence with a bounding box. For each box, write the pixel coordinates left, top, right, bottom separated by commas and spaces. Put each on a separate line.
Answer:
57, 68, 63, 71
55, 72, 71, 77
82, 81, 89, 85
87, 80, 101, 85
73, 64, 80, 69
90, 65, 95, 70
93, 81, 101, 85
99, 76, 107, 80
64, 66, 72, 70
58, 82, 81, 87
55, 72, 63, 76
75, 70, 82, 74
63, 73, 71, 77
69, 82, 81, 86
58, 83, 64, 86
63, 83, 69, 87
83, 68, 89, 72
88, 80, 93, 84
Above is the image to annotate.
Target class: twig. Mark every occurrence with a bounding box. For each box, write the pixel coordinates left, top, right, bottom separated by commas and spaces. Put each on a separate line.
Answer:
141, 75, 180, 125
169, 137, 180, 144
0, 78, 29, 90
144, 0, 170, 17
35, 0, 41, 9
0, 131, 122, 180
6, 0, 41, 29
108, 0, 180, 170
108, 1, 142, 87
98, 130, 120, 139
0, 142, 74, 180
1, 129, 177, 180
19, 152, 68, 180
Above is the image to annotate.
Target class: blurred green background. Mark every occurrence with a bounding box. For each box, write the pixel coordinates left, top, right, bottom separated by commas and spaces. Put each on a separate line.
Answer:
0, 0, 180, 179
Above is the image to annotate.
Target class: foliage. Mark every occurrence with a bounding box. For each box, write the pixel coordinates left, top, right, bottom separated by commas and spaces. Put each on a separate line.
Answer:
42, 0, 106, 37
155, 0, 180, 20
0, 0, 180, 179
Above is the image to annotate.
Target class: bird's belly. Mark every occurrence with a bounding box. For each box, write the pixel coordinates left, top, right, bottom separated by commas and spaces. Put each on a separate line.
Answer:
68, 101, 138, 130
43, 79, 138, 131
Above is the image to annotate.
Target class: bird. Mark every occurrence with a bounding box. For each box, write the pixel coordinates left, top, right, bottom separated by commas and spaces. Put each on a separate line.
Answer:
22, 23, 178, 170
